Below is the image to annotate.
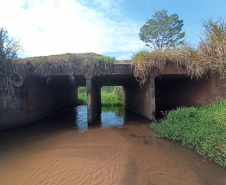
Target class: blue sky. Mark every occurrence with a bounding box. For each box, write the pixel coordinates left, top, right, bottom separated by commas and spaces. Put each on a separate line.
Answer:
0, 0, 225, 60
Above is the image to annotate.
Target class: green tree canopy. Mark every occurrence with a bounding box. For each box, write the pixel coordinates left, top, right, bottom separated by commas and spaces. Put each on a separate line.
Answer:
139, 10, 185, 50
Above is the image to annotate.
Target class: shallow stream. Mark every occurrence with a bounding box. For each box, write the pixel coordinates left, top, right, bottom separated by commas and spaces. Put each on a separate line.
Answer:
0, 105, 226, 185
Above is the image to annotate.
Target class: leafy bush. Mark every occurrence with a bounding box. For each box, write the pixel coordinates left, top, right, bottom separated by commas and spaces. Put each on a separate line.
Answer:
151, 101, 226, 167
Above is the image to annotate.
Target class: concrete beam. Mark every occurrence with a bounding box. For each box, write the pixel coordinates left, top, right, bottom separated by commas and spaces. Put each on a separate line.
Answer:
86, 76, 101, 124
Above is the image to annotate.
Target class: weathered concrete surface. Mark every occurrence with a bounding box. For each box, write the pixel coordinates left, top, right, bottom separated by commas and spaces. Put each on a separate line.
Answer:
124, 77, 155, 120
155, 73, 226, 118
0, 75, 77, 129
86, 76, 101, 124
210, 73, 226, 101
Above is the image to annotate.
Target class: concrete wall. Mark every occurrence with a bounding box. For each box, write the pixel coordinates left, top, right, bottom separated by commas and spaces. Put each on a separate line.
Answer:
86, 76, 101, 124
0, 75, 77, 130
209, 73, 226, 101
124, 73, 226, 120
124, 77, 155, 120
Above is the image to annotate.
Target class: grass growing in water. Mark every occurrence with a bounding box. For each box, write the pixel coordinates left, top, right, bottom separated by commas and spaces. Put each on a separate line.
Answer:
151, 100, 226, 167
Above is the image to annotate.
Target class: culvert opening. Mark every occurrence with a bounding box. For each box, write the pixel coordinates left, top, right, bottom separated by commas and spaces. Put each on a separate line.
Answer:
155, 74, 198, 119
77, 86, 87, 105
101, 86, 123, 106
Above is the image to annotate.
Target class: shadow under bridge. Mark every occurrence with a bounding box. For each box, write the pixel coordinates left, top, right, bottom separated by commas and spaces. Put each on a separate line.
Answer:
77, 74, 156, 124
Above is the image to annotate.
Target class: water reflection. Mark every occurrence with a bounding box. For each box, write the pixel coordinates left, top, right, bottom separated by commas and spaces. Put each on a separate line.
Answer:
74, 105, 88, 131
74, 105, 124, 132
100, 106, 124, 128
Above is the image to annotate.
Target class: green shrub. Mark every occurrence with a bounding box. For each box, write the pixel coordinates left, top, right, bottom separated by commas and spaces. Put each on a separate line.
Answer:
151, 100, 226, 167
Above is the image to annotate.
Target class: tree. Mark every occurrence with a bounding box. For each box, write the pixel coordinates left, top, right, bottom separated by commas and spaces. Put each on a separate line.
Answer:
139, 10, 185, 50
0, 27, 23, 98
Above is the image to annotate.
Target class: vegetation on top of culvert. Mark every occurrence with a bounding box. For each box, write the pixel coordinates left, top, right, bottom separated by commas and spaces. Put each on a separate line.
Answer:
151, 100, 226, 167
17, 53, 115, 65
16, 53, 115, 79
134, 15, 226, 86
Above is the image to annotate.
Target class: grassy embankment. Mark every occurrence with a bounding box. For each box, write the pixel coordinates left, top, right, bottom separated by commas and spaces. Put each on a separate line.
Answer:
151, 101, 226, 167
77, 86, 123, 106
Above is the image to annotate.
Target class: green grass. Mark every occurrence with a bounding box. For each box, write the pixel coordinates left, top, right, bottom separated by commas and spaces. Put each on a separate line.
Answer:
77, 92, 123, 106
98, 56, 115, 64
151, 100, 226, 167
101, 92, 123, 106
78, 93, 87, 105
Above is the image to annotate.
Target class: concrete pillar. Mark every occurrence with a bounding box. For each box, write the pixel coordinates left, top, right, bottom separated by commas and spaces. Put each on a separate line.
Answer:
124, 77, 155, 120
86, 76, 101, 124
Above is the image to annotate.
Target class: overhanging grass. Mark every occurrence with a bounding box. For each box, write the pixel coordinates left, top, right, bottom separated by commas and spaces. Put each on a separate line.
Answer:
16, 53, 115, 81
151, 100, 226, 167
132, 19, 226, 86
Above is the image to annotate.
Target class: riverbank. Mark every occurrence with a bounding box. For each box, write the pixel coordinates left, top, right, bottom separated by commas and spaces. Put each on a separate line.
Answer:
151, 100, 226, 167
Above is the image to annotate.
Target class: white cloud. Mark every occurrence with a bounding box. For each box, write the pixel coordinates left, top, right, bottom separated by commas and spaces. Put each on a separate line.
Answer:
0, 0, 145, 59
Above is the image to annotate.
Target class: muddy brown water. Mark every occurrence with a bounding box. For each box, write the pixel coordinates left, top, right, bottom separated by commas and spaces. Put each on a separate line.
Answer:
0, 105, 226, 185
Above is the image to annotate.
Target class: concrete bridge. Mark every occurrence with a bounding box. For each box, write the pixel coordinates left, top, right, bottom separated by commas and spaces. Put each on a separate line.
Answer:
0, 61, 226, 129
